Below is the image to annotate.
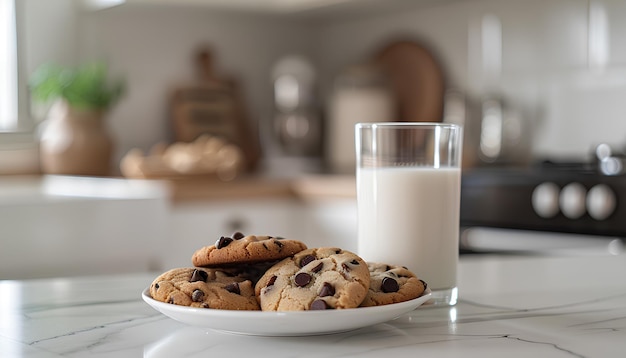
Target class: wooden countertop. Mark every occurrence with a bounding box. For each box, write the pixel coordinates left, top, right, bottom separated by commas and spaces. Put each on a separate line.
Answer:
167, 174, 356, 203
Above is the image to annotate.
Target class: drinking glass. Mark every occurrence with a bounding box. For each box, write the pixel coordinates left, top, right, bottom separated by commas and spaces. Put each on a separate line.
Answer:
355, 122, 463, 306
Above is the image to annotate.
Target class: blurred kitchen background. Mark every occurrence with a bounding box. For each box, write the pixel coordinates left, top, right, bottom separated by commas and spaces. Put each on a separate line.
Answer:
1, 0, 625, 279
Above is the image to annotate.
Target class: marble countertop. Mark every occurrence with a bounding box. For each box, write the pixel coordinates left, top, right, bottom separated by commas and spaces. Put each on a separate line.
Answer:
2, 253, 625, 358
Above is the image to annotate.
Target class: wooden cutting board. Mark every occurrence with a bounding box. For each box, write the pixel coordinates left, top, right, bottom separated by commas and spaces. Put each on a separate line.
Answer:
374, 40, 445, 123
170, 49, 261, 171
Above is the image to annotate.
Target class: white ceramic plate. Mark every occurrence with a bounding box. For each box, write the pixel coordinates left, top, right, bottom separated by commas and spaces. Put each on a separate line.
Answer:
142, 287, 431, 336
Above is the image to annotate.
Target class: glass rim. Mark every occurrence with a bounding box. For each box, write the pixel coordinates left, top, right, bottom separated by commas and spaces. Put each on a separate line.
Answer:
356, 122, 462, 130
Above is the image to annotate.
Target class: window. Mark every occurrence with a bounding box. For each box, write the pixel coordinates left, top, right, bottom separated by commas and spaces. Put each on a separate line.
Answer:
0, 0, 17, 131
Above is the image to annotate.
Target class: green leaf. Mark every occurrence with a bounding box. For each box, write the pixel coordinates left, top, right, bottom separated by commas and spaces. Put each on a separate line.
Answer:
29, 62, 125, 111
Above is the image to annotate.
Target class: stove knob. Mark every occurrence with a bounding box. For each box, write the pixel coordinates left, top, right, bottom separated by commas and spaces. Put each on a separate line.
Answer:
559, 182, 587, 219
532, 182, 560, 218
587, 184, 616, 220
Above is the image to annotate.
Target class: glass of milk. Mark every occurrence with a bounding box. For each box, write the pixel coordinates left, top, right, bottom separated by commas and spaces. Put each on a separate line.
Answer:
355, 122, 463, 306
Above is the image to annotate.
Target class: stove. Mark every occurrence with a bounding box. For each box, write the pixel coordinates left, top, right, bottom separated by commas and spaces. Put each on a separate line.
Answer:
460, 160, 626, 238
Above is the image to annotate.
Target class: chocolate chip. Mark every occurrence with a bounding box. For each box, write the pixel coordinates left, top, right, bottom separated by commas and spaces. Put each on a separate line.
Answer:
274, 240, 284, 249
294, 272, 312, 287
319, 282, 335, 297
168, 296, 174, 304
300, 254, 316, 267
420, 279, 428, 290
224, 282, 240, 295
262, 242, 269, 250
192, 289, 204, 302
381, 277, 399, 293
341, 259, 360, 272
154, 283, 160, 290
267, 275, 277, 287
201, 303, 209, 308
310, 299, 329, 310
311, 262, 323, 273
335, 249, 342, 254
190, 269, 208, 282
232, 232, 245, 240
385, 265, 391, 271
215, 236, 233, 249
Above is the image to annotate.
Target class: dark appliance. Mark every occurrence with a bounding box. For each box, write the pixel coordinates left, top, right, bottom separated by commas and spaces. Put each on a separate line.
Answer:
461, 159, 626, 238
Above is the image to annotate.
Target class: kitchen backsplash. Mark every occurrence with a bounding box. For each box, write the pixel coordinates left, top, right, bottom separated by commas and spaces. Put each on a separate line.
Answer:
311, 0, 626, 161
23, 0, 626, 171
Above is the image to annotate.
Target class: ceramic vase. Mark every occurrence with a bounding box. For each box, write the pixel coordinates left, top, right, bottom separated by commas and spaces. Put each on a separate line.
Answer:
39, 100, 113, 176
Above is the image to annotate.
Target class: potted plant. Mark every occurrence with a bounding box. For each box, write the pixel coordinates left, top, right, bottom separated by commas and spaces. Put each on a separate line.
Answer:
30, 62, 125, 176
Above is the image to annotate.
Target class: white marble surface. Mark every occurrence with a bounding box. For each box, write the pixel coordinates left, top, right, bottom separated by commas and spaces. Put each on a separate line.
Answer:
2, 253, 625, 357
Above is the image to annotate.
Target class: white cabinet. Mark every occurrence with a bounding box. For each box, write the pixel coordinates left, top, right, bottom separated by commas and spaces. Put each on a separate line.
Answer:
166, 197, 358, 268
166, 198, 303, 268
0, 175, 358, 278
0, 176, 170, 279
300, 199, 358, 252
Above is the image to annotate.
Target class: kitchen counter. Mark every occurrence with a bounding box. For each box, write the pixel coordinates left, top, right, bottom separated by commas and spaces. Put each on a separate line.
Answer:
2, 253, 625, 357
167, 174, 356, 202
0, 173, 357, 204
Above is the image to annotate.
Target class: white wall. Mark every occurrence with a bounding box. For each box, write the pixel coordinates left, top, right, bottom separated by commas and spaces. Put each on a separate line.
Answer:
312, 0, 626, 160
75, 4, 317, 172
22, 0, 626, 169
21, 0, 78, 80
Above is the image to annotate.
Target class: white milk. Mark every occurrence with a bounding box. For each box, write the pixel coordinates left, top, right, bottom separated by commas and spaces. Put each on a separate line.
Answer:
357, 167, 461, 290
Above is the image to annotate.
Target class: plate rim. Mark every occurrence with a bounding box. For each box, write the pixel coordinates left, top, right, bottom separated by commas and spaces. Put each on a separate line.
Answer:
142, 286, 432, 335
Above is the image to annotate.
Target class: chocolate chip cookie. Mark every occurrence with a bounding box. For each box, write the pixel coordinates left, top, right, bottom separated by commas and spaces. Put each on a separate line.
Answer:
359, 262, 426, 307
216, 261, 280, 285
191, 233, 307, 267
255, 247, 370, 311
149, 267, 260, 310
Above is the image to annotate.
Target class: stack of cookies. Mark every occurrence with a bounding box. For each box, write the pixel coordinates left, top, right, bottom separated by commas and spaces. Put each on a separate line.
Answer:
149, 233, 427, 311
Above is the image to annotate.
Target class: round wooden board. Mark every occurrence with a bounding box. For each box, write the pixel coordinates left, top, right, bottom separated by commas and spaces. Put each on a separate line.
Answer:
374, 40, 445, 123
